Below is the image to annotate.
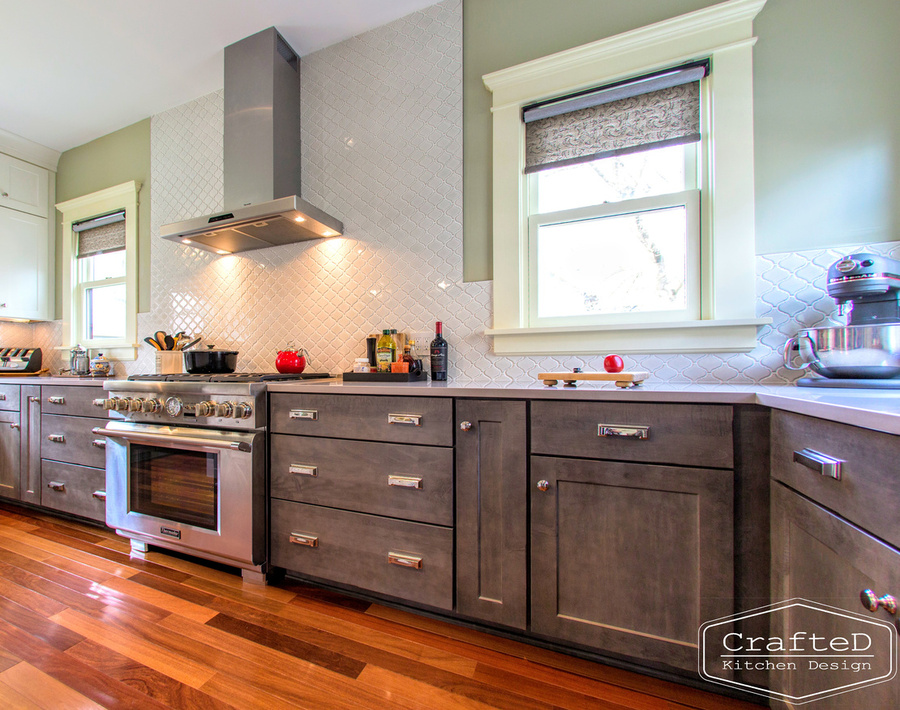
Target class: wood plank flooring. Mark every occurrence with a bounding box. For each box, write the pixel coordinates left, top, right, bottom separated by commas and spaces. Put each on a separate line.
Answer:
0, 502, 761, 709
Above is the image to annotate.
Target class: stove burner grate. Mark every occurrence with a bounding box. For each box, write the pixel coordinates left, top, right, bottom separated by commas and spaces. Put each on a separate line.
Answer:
127, 372, 333, 383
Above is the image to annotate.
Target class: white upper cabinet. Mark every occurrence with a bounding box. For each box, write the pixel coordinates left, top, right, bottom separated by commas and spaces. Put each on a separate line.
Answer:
0, 152, 49, 218
0, 208, 50, 320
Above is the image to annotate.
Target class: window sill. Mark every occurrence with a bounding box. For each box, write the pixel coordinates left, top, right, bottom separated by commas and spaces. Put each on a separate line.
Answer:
54, 345, 138, 362
484, 318, 772, 355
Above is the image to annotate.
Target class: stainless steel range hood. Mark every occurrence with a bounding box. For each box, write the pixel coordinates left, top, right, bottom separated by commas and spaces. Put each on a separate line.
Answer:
161, 27, 343, 254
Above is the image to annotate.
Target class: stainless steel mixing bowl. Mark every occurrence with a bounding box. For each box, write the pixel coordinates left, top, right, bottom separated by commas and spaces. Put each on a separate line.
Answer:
783, 324, 900, 379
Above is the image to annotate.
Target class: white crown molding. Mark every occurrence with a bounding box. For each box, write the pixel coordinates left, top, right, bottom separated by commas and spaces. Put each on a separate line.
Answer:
484, 0, 766, 100
0, 126, 61, 172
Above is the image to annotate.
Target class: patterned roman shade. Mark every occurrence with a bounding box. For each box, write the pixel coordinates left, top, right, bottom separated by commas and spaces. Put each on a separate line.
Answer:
524, 64, 706, 174
74, 210, 126, 258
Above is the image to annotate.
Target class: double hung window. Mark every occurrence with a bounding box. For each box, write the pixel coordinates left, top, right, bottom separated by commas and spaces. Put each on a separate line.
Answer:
57, 181, 139, 357
483, 0, 769, 355
525, 65, 704, 327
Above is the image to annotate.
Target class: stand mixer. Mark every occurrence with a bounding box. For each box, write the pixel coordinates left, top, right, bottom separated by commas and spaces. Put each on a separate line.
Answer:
784, 252, 900, 387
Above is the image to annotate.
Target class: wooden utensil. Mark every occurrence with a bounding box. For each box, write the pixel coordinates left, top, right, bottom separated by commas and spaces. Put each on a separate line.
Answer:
538, 370, 649, 388
144, 336, 162, 350
154, 331, 169, 350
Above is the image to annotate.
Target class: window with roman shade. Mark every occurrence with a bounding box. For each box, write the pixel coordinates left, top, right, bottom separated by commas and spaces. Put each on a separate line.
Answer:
74, 210, 126, 258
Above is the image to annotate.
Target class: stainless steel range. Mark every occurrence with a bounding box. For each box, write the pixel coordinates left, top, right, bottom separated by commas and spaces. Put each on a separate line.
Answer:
92, 372, 330, 583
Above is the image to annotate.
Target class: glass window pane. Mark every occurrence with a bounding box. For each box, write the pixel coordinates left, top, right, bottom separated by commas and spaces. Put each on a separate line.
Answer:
536, 144, 690, 214
86, 283, 126, 339
536, 206, 688, 319
78, 249, 126, 282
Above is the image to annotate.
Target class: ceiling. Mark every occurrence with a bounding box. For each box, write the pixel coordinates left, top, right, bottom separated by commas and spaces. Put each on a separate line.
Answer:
0, 0, 441, 154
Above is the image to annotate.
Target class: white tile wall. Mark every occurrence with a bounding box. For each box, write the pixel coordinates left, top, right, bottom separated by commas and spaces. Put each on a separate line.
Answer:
28, 0, 900, 385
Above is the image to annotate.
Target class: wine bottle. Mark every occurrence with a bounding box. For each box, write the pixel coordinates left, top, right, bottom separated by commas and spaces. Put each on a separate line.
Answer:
430, 322, 448, 381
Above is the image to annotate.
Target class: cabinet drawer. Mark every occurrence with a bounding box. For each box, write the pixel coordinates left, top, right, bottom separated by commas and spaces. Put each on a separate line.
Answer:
271, 435, 453, 525
531, 401, 733, 468
41, 385, 105, 417
0, 384, 20, 412
41, 415, 109, 468
41, 461, 106, 523
270, 499, 453, 610
270, 394, 453, 446
771, 410, 900, 549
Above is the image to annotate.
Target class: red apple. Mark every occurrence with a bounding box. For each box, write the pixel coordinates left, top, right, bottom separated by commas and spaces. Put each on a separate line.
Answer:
603, 354, 624, 373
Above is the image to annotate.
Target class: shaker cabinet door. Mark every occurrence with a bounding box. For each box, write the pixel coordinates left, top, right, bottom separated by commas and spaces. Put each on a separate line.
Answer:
0, 411, 21, 499
0, 207, 50, 320
770, 482, 900, 709
530, 455, 733, 672
456, 399, 527, 629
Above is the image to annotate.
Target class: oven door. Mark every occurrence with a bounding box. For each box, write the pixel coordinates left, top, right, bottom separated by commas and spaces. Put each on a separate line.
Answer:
93, 421, 265, 568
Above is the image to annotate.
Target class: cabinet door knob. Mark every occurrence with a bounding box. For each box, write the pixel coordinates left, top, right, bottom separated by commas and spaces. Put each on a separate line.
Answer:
537, 479, 550, 492
28, 396, 40, 403
0, 192, 8, 198
861, 589, 897, 615
459, 421, 472, 431
9, 423, 19, 430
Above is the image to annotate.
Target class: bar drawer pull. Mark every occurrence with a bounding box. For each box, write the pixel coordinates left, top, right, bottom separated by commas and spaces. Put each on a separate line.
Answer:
289, 532, 319, 548
92, 490, 107, 501
388, 552, 423, 569
289, 463, 318, 477
289, 409, 318, 421
47, 396, 66, 405
47, 481, 66, 492
46, 434, 66, 443
598, 424, 649, 439
388, 413, 421, 426
388, 475, 423, 489
92, 439, 106, 449
793, 448, 844, 480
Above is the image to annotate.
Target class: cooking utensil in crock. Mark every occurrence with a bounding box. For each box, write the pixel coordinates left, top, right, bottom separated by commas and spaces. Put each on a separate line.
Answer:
183, 345, 238, 374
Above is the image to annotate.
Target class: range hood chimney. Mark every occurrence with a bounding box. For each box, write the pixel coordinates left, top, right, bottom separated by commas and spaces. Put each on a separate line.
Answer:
160, 27, 343, 254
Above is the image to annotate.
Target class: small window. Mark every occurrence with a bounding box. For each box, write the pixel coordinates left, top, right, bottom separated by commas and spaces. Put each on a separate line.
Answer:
57, 182, 139, 358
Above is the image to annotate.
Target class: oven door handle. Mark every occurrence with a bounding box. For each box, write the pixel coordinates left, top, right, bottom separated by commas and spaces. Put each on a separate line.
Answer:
91, 426, 253, 452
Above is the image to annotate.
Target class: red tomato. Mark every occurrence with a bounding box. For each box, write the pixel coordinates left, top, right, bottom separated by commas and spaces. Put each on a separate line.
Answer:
603, 354, 624, 373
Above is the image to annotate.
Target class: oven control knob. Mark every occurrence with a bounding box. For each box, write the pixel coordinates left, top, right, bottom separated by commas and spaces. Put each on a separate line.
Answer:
141, 398, 162, 414
234, 402, 253, 419
97, 398, 118, 411
214, 401, 233, 418
115, 398, 131, 412
128, 398, 145, 412
164, 396, 184, 417
195, 401, 217, 417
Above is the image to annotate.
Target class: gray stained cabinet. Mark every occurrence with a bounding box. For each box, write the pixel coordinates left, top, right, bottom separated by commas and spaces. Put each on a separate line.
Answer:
530, 455, 734, 672
770, 483, 900, 709
0, 384, 40, 504
455, 399, 527, 629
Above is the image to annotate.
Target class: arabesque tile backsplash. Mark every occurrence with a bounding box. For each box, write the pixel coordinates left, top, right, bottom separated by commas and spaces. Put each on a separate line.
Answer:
23, 0, 899, 384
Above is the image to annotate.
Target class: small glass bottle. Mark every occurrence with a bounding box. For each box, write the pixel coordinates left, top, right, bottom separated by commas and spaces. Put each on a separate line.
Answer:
376, 329, 395, 373
402, 340, 422, 376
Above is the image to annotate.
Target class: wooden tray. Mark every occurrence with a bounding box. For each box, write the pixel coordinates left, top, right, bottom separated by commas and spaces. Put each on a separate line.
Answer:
537, 370, 649, 388
342, 370, 428, 383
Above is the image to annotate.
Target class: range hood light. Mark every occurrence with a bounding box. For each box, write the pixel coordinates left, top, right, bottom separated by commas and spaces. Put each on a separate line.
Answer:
294, 215, 306, 223
322, 230, 338, 237
182, 238, 193, 244
215, 249, 231, 255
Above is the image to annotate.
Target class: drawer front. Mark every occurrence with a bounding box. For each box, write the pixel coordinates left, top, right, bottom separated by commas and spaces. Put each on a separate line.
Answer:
41, 385, 105, 417
531, 401, 733, 468
41, 415, 109, 468
771, 410, 900, 548
271, 435, 453, 525
270, 394, 453, 446
0, 384, 20, 412
270, 499, 453, 610
41, 461, 106, 523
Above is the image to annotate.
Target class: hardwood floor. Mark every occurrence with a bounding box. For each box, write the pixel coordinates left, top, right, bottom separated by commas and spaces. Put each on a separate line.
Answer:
0, 502, 761, 709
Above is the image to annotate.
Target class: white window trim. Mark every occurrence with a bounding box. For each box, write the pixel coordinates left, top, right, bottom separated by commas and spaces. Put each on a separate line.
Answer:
57, 181, 140, 360
482, 0, 770, 355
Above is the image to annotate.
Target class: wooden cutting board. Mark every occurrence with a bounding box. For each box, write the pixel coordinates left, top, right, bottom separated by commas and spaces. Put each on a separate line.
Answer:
538, 370, 649, 388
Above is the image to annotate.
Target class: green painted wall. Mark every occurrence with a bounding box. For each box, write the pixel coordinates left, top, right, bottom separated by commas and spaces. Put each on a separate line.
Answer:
463, 0, 900, 280
55, 119, 151, 315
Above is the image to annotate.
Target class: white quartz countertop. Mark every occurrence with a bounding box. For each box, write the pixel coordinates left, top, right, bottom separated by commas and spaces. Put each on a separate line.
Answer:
266, 379, 900, 436
0, 375, 108, 386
